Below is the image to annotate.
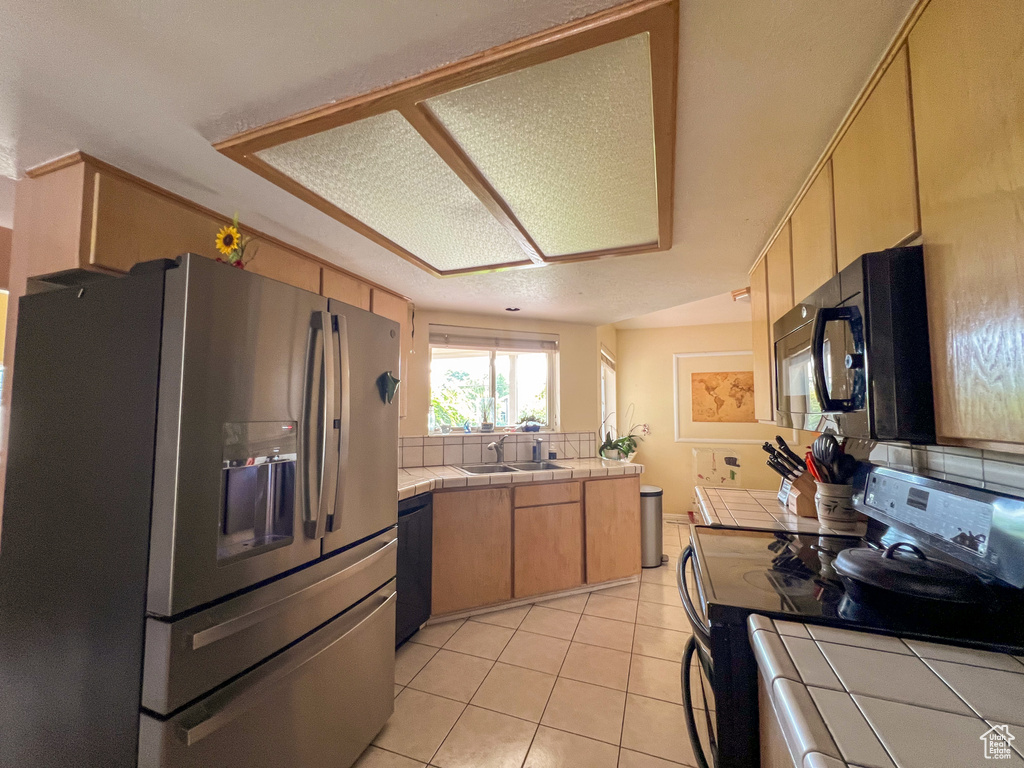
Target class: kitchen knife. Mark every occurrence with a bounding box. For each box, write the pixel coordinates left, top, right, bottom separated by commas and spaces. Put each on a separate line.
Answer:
766, 459, 792, 481
768, 455, 797, 481
763, 442, 802, 474
775, 435, 807, 471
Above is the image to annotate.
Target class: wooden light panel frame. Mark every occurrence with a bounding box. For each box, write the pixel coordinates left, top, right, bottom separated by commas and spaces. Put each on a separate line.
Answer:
214, 0, 678, 277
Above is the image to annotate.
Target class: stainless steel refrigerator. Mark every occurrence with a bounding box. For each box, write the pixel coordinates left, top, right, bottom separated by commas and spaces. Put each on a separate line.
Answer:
0, 253, 400, 767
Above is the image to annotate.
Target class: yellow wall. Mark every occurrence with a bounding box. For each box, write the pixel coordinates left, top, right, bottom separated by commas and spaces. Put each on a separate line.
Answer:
404, 309, 604, 437
616, 322, 815, 515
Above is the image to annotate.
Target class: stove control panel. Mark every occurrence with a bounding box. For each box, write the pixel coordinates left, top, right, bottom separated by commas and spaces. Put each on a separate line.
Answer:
855, 465, 1024, 588
863, 472, 992, 556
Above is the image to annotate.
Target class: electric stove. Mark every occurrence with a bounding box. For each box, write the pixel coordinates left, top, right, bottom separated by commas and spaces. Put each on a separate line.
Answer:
678, 465, 1024, 768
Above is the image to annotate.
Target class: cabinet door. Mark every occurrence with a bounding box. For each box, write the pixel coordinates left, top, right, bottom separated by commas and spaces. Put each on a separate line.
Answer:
244, 242, 321, 294
90, 170, 320, 293
322, 268, 371, 310
790, 160, 836, 303
910, 0, 1024, 448
370, 288, 412, 419
766, 221, 794, 328
750, 258, 773, 422
91, 171, 219, 272
584, 476, 641, 584
514, 502, 583, 599
432, 488, 512, 614
832, 45, 920, 270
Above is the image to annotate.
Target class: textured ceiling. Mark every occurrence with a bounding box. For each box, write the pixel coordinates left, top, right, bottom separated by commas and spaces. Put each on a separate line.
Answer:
0, 0, 916, 324
615, 291, 751, 329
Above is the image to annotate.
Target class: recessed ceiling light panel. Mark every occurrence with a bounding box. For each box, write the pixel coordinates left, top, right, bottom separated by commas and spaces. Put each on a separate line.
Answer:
425, 33, 658, 258
256, 111, 531, 273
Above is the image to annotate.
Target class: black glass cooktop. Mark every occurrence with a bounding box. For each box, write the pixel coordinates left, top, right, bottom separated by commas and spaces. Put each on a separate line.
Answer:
689, 525, 1024, 650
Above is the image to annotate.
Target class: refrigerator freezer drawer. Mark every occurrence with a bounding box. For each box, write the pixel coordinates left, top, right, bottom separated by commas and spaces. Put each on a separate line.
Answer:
143, 528, 396, 715
139, 583, 396, 768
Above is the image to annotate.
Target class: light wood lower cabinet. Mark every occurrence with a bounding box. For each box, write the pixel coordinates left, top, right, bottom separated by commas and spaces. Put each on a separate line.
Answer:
759, 674, 799, 768
431, 487, 512, 615
431, 476, 642, 615
513, 502, 584, 599
584, 476, 641, 584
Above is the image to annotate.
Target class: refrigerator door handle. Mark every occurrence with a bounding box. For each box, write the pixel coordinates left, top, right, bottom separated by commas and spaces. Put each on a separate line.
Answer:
318, 312, 340, 537
305, 311, 339, 540
176, 587, 396, 747
330, 313, 351, 533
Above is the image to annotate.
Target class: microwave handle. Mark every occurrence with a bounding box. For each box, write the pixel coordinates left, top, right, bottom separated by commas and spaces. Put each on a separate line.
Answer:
810, 306, 861, 413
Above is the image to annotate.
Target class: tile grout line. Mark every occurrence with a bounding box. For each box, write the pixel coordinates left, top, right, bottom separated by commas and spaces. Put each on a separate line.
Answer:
425, 608, 528, 767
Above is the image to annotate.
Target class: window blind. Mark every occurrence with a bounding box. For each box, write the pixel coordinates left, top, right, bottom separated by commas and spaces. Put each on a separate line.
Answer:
428, 324, 559, 352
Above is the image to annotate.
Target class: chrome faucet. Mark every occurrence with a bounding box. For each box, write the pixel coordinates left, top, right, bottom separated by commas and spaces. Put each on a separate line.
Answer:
487, 434, 511, 463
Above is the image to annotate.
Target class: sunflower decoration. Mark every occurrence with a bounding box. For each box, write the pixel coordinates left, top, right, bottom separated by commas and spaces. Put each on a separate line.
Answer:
214, 214, 258, 269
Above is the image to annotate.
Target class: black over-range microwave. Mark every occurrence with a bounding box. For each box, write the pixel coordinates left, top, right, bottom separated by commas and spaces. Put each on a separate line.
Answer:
772, 245, 935, 441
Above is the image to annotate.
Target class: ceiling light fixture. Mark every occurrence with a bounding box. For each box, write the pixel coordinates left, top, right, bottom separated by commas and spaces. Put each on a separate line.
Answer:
505, 307, 521, 312
214, 0, 678, 278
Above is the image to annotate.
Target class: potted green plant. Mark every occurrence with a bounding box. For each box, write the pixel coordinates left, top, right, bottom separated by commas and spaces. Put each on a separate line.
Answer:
599, 405, 649, 462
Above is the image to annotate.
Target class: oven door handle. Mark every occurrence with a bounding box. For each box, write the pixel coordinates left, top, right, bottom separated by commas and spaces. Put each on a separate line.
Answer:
677, 546, 711, 647
810, 306, 865, 413
682, 635, 713, 768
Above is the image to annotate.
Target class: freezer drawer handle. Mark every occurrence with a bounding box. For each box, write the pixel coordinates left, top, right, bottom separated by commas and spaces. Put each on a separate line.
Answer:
189, 536, 397, 651
177, 587, 396, 747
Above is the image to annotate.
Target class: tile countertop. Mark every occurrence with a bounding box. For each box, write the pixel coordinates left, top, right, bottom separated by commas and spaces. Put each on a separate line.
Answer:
749, 615, 1024, 768
398, 458, 643, 500
695, 486, 868, 537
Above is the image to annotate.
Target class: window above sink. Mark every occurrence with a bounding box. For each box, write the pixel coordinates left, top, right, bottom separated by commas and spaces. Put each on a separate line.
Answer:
428, 324, 558, 433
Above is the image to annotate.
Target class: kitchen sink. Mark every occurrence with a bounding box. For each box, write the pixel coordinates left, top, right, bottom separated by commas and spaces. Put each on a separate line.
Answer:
505, 461, 566, 471
457, 463, 519, 474
456, 461, 565, 475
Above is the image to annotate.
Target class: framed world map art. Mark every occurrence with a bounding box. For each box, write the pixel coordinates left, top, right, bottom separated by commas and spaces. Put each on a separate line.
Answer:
691, 371, 755, 423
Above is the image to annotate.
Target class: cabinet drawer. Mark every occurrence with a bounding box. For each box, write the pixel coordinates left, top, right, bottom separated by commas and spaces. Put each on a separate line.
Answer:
514, 503, 584, 598
514, 481, 580, 508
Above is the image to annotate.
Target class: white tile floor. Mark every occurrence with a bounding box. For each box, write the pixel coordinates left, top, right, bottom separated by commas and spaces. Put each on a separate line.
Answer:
357, 523, 708, 768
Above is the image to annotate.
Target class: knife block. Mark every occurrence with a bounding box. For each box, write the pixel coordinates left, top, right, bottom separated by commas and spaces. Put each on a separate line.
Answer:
778, 472, 819, 518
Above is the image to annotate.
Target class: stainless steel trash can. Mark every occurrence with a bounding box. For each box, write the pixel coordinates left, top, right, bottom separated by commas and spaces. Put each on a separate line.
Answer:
640, 485, 664, 568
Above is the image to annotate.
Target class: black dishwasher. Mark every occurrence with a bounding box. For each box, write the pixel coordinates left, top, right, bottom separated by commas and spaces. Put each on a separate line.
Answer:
396, 493, 433, 646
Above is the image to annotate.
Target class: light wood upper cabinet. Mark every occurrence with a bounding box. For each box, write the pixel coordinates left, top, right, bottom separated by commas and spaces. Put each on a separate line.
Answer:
584, 476, 641, 584
765, 221, 794, 328
91, 169, 321, 294
513, 502, 584, 599
91, 171, 218, 273
243, 243, 321, 294
432, 487, 512, 614
370, 288, 412, 419
321, 268, 371, 310
790, 160, 836, 303
832, 45, 920, 270
750, 258, 773, 422
909, 0, 1024, 448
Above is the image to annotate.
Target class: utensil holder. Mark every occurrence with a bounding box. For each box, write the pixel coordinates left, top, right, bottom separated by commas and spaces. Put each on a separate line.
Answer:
814, 482, 857, 530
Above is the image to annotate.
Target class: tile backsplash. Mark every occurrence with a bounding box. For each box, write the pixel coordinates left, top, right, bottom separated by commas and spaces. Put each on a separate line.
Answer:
869, 442, 1024, 497
399, 432, 597, 468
